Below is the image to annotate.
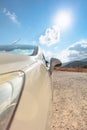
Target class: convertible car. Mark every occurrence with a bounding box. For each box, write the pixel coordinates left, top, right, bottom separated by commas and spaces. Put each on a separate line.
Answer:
0, 45, 61, 130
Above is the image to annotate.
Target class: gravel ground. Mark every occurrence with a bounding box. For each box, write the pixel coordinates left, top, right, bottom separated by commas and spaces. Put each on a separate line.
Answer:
48, 71, 87, 130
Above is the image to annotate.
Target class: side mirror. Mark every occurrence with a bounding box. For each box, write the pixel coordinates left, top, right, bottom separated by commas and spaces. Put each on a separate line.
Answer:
49, 58, 62, 74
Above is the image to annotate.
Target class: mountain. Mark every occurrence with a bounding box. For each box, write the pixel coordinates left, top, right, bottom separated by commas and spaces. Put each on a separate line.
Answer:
61, 58, 87, 68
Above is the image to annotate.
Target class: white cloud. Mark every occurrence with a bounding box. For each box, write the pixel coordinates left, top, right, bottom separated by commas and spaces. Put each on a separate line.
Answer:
43, 50, 58, 61
39, 25, 60, 45
39, 10, 72, 46
58, 40, 87, 63
3, 8, 20, 25
45, 51, 53, 58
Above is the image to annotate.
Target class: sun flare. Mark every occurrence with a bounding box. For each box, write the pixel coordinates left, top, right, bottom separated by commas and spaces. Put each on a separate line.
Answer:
54, 11, 72, 30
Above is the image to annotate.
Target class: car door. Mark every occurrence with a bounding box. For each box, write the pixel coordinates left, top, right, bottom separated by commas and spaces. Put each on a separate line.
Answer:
9, 60, 51, 130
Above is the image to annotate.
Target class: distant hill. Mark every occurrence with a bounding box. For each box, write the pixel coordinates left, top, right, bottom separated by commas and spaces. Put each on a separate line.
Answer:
61, 58, 87, 68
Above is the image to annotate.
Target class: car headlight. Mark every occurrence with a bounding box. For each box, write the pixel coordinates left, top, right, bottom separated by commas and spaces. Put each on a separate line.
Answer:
0, 71, 24, 130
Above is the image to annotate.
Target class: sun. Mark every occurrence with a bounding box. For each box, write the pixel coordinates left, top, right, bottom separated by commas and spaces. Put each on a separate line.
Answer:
54, 10, 72, 30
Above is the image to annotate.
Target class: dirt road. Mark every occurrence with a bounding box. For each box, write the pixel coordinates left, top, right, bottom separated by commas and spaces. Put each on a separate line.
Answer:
48, 71, 87, 130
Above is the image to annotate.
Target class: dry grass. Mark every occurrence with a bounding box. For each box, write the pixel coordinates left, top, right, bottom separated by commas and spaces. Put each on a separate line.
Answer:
54, 67, 87, 72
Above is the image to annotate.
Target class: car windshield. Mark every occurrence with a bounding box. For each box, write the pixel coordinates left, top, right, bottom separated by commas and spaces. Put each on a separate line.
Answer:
0, 45, 38, 56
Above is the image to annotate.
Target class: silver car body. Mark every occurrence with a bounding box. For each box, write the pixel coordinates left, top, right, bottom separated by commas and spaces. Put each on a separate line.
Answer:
0, 45, 51, 130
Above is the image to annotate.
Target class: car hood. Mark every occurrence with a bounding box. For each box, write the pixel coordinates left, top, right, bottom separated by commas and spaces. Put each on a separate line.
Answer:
0, 52, 35, 74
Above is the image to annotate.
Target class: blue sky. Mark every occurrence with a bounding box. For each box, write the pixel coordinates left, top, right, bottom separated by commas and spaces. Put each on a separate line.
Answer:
0, 0, 87, 62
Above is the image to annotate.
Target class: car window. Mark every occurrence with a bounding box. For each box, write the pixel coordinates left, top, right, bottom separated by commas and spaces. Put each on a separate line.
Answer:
0, 45, 38, 56
3, 48, 34, 56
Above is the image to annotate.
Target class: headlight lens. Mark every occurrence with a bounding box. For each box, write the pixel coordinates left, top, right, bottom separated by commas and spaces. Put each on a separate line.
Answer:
0, 71, 24, 130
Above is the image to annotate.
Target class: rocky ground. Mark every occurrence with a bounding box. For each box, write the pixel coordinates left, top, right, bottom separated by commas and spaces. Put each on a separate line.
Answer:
48, 71, 87, 130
